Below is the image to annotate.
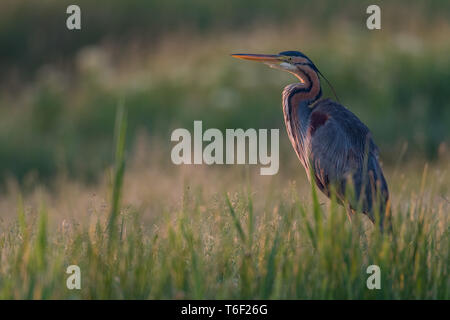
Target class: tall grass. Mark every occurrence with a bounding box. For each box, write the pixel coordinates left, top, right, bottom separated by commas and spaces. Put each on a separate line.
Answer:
0, 107, 447, 299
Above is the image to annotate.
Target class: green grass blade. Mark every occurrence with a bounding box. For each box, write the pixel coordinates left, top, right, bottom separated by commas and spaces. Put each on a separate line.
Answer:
107, 102, 128, 248
225, 193, 246, 244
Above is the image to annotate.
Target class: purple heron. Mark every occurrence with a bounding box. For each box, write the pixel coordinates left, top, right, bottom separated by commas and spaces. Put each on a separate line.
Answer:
232, 51, 391, 231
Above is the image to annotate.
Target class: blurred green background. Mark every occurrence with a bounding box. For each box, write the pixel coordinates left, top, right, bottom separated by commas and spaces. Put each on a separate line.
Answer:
0, 0, 449, 184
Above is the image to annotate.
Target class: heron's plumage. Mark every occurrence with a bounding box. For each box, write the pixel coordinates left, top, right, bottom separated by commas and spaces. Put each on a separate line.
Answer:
281, 61, 390, 227
305, 99, 389, 221
232, 50, 391, 230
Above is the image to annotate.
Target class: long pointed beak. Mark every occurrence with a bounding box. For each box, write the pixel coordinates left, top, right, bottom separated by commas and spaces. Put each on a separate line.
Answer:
231, 53, 282, 63
232, 52, 301, 81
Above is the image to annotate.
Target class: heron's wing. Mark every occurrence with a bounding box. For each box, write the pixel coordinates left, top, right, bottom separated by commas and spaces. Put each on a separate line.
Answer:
308, 99, 389, 215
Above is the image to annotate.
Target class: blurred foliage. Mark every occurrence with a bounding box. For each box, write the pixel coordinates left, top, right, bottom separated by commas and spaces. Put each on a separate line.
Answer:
0, 0, 449, 183
1, 0, 449, 82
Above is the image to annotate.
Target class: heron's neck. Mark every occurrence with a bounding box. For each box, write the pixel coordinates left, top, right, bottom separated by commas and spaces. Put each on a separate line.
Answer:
292, 66, 322, 105
282, 69, 322, 167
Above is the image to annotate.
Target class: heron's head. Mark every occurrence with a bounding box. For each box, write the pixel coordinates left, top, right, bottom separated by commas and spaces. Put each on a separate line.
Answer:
231, 51, 319, 84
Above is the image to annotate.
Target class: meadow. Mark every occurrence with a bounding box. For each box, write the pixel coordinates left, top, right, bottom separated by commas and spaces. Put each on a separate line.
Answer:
0, 107, 448, 299
0, 1, 448, 299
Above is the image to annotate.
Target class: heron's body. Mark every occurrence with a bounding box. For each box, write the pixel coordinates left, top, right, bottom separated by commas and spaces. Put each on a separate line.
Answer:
232, 50, 390, 229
